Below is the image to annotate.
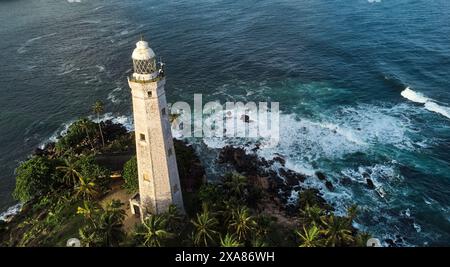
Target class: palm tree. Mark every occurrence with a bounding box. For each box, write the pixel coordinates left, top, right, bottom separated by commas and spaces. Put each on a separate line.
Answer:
99, 202, 126, 247
296, 225, 322, 247
79, 117, 95, 150
298, 189, 319, 210
346, 204, 358, 225
191, 204, 219, 246
136, 214, 174, 247
163, 204, 184, 232
254, 215, 273, 237
355, 232, 372, 247
75, 176, 98, 200
77, 200, 125, 247
79, 226, 98, 247
251, 237, 268, 247
92, 100, 105, 147
320, 214, 354, 247
301, 204, 324, 225
220, 233, 242, 247
228, 206, 256, 242
56, 157, 82, 187
77, 200, 100, 225
224, 173, 247, 197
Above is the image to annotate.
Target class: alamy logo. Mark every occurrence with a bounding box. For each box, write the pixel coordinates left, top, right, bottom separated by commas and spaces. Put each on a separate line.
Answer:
168, 94, 280, 147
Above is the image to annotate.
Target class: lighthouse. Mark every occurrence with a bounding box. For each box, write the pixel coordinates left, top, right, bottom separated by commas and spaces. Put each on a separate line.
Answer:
128, 39, 184, 217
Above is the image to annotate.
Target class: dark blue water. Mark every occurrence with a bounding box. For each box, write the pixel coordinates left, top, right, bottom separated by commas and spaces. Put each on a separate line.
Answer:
0, 0, 449, 246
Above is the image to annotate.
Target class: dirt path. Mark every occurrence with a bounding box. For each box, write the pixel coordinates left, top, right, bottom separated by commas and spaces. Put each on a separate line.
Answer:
100, 183, 140, 233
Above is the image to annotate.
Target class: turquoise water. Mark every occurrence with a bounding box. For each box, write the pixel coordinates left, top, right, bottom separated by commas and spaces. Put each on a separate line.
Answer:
0, 0, 449, 245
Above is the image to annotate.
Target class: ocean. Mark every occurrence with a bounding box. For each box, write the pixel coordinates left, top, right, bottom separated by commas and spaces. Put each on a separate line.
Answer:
0, 0, 449, 246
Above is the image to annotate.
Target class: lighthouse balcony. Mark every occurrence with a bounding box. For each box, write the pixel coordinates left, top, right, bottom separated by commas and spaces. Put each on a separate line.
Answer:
128, 72, 165, 84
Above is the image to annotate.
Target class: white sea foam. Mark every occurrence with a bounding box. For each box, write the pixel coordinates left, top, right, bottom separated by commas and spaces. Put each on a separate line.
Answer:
199, 103, 417, 182
424, 102, 450, 119
413, 223, 422, 233
107, 87, 123, 104
0, 203, 22, 222
40, 119, 77, 148
95, 65, 105, 72
17, 33, 57, 54
401, 87, 429, 104
401, 87, 450, 119
91, 113, 134, 131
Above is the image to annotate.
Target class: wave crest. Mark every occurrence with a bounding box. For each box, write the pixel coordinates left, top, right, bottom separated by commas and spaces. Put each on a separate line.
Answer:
401, 87, 450, 119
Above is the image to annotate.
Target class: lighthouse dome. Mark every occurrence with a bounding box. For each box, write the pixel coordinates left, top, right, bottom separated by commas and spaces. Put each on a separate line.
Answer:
131, 39, 158, 80
132, 40, 156, 60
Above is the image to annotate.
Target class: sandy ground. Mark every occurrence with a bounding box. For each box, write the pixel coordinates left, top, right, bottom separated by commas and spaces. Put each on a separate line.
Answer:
100, 181, 140, 233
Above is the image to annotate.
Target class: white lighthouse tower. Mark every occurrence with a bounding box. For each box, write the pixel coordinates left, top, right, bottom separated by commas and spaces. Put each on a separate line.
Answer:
128, 39, 184, 217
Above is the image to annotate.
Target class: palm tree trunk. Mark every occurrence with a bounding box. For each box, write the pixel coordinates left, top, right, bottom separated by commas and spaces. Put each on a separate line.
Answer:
85, 128, 95, 150
97, 113, 105, 147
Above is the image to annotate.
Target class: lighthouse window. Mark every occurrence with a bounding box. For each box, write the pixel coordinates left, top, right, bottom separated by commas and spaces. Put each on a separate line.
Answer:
140, 133, 146, 142
161, 108, 166, 115
133, 59, 155, 74
147, 91, 152, 97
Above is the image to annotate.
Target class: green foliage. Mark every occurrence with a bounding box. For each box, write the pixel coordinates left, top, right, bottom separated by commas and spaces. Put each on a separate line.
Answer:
75, 176, 99, 200
77, 199, 126, 247
197, 183, 223, 209
55, 154, 109, 199
123, 156, 138, 193
13, 156, 60, 202
55, 118, 97, 155
191, 204, 219, 247
295, 203, 361, 247
298, 189, 321, 210
75, 154, 110, 191
355, 232, 372, 247
56, 157, 82, 187
92, 100, 105, 147
220, 233, 242, 247
162, 205, 185, 233
134, 214, 174, 247
228, 206, 256, 242
222, 172, 248, 200
320, 214, 354, 247
300, 204, 325, 225
296, 225, 322, 247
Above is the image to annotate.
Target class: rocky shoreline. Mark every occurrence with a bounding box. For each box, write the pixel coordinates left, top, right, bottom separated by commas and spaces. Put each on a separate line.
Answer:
217, 145, 332, 215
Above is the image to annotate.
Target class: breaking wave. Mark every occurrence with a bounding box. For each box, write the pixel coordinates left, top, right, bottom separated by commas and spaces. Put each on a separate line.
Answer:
401, 87, 450, 119
0, 203, 22, 222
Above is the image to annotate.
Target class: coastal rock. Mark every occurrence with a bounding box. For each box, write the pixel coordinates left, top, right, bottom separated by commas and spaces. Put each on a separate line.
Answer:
366, 178, 375, 190
33, 148, 45, 156
279, 168, 306, 186
315, 171, 327, 181
325, 181, 334, 191
384, 239, 396, 247
217, 145, 333, 212
340, 176, 352, 186
272, 155, 286, 166
218, 146, 258, 175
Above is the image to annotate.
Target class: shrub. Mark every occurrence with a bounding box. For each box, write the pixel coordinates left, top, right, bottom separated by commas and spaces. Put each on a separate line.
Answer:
13, 156, 59, 202
123, 156, 138, 193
